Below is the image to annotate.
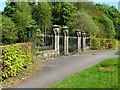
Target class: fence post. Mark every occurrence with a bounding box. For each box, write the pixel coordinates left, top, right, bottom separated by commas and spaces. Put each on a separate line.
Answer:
52, 25, 60, 55
81, 32, 86, 51
63, 26, 69, 55
76, 29, 81, 53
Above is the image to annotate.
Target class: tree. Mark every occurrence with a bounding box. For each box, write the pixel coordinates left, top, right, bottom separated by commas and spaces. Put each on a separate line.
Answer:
32, 2, 52, 35
0, 12, 2, 45
99, 15, 116, 39
52, 2, 77, 26
95, 4, 120, 39
2, 15, 18, 44
3, 2, 38, 42
67, 11, 99, 36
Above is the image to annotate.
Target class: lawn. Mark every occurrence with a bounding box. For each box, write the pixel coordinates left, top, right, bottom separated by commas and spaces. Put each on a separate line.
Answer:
50, 58, 118, 88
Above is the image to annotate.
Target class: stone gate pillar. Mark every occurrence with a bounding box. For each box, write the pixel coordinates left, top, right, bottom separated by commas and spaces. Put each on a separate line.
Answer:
52, 25, 59, 54
63, 26, 69, 55
76, 29, 81, 53
81, 32, 86, 51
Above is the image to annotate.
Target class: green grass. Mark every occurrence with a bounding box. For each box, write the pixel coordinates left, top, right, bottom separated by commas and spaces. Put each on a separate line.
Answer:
50, 58, 118, 88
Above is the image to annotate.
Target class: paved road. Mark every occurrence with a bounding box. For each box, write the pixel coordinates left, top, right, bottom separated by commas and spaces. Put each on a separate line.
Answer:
14, 50, 118, 88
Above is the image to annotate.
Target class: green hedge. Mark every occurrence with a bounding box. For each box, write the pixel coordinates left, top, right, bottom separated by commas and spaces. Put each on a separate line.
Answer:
90, 36, 101, 50
1, 43, 32, 80
90, 37, 118, 50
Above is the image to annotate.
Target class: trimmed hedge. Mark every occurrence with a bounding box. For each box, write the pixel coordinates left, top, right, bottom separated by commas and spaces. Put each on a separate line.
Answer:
1, 43, 32, 80
90, 37, 118, 50
90, 37, 101, 50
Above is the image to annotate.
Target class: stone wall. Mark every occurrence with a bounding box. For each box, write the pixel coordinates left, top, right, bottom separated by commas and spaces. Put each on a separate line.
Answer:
36, 50, 59, 60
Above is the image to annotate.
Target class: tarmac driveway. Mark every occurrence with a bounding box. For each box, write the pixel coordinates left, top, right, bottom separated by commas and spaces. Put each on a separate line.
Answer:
14, 50, 118, 88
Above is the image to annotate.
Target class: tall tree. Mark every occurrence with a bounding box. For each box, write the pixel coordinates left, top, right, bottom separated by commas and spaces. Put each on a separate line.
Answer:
3, 2, 37, 42
52, 2, 77, 26
67, 11, 99, 36
2, 15, 18, 44
99, 15, 116, 39
96, 4, 120, 39
32, 2, 52, 35
0, 12, 2, 45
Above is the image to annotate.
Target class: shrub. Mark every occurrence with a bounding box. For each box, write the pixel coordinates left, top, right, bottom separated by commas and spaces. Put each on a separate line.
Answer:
100, 39, 108, 49
90, 36, 101, 50
90, 37, 118, 50
1, 43, 32, 80
21, 43, 32, 67
106, 39, 118, 49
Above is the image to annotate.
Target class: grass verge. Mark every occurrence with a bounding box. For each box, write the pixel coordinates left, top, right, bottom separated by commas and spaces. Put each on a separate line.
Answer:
50, 58, 118, 88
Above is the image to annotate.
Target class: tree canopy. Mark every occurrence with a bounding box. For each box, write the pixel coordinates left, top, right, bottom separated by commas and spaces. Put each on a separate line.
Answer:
1, 1, 120, 44
67, 11, 99, 36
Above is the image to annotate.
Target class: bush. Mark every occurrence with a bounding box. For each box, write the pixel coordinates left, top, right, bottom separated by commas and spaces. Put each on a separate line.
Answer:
90, 37, 118, 50
1, 43, 32, 80
106, 39, 118, 49
90, 36, 101, 50
100, 39, 108, 49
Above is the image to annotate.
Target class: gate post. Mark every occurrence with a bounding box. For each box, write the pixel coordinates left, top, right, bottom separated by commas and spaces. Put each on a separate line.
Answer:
63, 26, 69, 55
76, 29, 81, 53
81, 32, 86, 51
52, 25, 60, 55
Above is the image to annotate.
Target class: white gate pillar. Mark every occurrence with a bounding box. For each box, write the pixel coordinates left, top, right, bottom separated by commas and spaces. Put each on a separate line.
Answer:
52, 25, 60, 54
63, 26, 69, 55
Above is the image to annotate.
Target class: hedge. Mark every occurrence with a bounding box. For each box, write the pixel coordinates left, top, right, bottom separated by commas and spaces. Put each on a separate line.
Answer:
90, 36, 101, 50
90, 37, 118, 50
0, 43, 32, 80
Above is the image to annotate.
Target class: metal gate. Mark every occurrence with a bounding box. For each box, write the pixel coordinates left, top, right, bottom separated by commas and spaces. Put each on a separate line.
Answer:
59, 36, 64, 56
34, 35, 54, 57
68, 36, 78, 55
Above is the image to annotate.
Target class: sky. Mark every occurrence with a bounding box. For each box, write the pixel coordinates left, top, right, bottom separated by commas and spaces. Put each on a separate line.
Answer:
0, 0, 120, 11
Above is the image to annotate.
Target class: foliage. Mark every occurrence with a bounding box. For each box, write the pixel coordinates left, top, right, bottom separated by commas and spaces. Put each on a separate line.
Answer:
2, 56, 42, 88
2, 15, 18, 44
3, 2, 38, 43
90, 36, 101, 50
67, 11, 99, 36
99, 16, 116, 39
95, 4, 120, 39
0, 12, 1, 26
50, 58, 118, 88
90, 37, 118, 50
106, 39, 118, 49
73, 2, 118, 39
2, 43, 32, 80
32, 2, 52, 34
52, 2, 77, 26
100, 39, 108, 49
2, 2, 120, 44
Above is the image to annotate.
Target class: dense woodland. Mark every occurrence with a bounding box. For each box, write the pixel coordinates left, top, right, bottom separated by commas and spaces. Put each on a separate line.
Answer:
1, 1, 120, 44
